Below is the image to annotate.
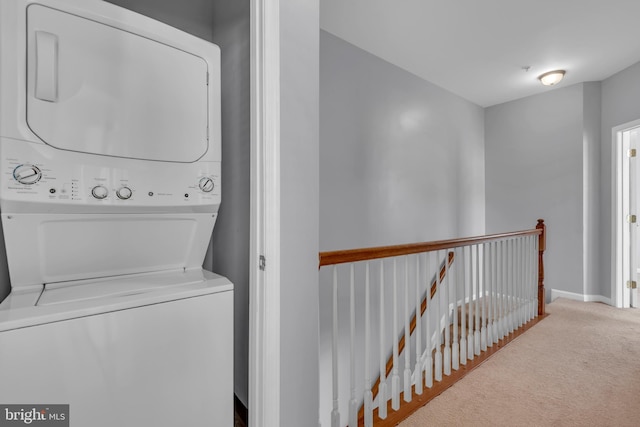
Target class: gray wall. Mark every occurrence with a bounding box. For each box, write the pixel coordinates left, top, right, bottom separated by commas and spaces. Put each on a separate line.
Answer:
279, 0, 320, 425
485, 84, 585, 297
209, 0, 251, 408
320, 31, 485, 254
583, 82, 601, 297
486, 61, 640, 302
600, 61, 640, 298
106, 0, 214, 42
319, 31, 485, 426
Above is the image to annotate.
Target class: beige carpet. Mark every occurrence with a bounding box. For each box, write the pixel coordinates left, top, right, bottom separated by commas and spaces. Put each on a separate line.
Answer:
399, 298, 640, 427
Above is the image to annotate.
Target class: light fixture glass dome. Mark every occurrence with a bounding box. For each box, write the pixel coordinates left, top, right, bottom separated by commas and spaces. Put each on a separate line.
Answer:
538, 70, 565, 86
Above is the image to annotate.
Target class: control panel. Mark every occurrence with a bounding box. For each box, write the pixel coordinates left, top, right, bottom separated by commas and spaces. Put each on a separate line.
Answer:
0, 139, 221, 212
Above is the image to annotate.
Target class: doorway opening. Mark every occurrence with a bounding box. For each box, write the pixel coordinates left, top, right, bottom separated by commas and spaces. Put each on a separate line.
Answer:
613, 120, 640, 308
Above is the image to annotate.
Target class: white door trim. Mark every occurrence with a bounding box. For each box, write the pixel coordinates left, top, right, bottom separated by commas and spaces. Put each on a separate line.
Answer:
249, 0, 281, 426
611, 118, 640, 307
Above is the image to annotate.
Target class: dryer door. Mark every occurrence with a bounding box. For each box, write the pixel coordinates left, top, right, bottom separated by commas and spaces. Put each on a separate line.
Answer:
25, 4, 210, 162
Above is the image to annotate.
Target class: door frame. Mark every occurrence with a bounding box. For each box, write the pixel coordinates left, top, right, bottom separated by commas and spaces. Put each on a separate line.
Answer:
249, 0, 281, 426
611, 119, 640, 307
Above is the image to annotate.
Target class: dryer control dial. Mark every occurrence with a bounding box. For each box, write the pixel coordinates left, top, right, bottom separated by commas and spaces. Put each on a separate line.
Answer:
116, 186, 133, 200
198, 177, 214, 193
13, 164, 42, 185
91, 185, 109, 200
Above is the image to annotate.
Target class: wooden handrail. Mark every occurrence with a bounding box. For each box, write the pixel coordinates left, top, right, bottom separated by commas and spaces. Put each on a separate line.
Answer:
318, 220, 547, 426
319, 227, 543, 268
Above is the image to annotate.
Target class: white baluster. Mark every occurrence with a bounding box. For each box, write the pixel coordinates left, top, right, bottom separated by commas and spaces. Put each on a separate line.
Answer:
524, 238, 529, 323
391, 259, 400, 411
348, 264, 358, 427
481, 244, 488, 352
491, 242, 500, 344
533, 235, 540, 317
513, 237, 522, 331
443, 252, 452, 376
467, 245, 475, 360
425, 253, 434, 387
494, 241, 500, 339
508, 239, 515, 334
520, 238, 525, 323
530, 235, 536, 321
452, 248, 460, 370
525, 236, 532, 322
524, 237, 528, 319
516, 238, 521, 329
379, 260, 387, 419
434, 252, 443, 382
499, 240, 506, 340
414, 254, 423, 395
331, 266, 340, 427
516, 239, 520, 325
502, 240, 507, 335
486, 243, 493, 348
530, 236, 535, 321
504, 240, 510, 334
524, 237, 529, 322
522, 236, 531, 324
474, 245, 481, 356
511, 237, 520, 331
364, 262, 373, 427
459, 246, 468, 365
505, 240, 511, 337
518, 238, 524, 329
485, 242, 496, 347
404, 256, 412, 402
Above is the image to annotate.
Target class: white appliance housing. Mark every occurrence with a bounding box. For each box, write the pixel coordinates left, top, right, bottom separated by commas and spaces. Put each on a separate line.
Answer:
0, 0, 233, 426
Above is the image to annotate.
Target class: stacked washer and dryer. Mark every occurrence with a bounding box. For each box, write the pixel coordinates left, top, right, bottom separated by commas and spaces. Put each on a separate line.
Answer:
0, 0, 233, 425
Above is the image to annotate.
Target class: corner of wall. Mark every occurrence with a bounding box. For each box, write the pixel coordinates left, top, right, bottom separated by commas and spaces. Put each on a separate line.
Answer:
582, 82, 602, 298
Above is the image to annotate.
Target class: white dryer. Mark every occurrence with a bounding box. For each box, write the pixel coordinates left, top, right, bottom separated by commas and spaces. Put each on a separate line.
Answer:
0, 0, 233, 426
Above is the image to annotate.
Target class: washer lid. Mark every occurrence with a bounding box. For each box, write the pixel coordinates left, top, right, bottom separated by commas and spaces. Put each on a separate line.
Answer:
38, 269, 211, 306
0, 269, 233, 332
26, 4, 211, 162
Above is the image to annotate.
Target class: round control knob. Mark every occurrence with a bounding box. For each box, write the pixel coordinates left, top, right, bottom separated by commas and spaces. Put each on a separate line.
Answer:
91, 185, 109, 200
198, 177, 215, 193
116, 186, 133, 200
13, 164, 42, 185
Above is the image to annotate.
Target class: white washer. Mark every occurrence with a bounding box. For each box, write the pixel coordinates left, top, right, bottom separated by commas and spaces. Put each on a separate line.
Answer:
0, 1, 233, 426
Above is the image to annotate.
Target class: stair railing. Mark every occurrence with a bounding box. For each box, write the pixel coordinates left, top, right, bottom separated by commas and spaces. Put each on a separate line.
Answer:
318, 220, 546, 427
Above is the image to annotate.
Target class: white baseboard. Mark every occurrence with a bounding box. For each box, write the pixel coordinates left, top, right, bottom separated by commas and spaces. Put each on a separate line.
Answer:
550, 289, 612, 306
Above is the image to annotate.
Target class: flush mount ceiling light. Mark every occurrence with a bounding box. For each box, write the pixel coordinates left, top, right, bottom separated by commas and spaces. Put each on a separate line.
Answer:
538, 70, 565, 86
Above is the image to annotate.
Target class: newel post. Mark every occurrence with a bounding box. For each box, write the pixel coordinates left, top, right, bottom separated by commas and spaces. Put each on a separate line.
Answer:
536, 219, 546, 316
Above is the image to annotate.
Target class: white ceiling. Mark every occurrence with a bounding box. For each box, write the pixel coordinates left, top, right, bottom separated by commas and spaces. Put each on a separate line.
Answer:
320, 0, 640, 107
